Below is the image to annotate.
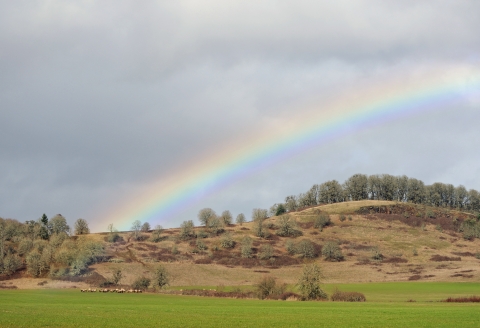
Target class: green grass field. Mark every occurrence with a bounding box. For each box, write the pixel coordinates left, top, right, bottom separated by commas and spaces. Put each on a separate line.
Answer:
1, 283, 479, 327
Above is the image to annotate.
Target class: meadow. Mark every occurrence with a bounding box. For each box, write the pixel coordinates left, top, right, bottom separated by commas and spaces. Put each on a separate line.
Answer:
1, 282, 479, 328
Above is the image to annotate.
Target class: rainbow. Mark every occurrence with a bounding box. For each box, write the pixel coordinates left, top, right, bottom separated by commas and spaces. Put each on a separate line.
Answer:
98, 65, 480, 231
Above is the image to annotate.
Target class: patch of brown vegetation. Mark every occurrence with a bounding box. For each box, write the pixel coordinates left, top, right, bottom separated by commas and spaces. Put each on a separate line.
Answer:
383, 257, 408, 264
408, 275, 422, 280
444, 296, 480, 302
451, 252, 475, 257
430, 255, 461, 262
296, 221, 314, 229
194, 258, 213, 264
450, 273, 474, 278
52, 271, 107, 286
330, 289, 366, 302
180, 289, 255, 299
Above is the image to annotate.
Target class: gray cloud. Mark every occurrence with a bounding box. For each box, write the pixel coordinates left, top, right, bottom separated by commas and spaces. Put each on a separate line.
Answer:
1, 1, 479, 231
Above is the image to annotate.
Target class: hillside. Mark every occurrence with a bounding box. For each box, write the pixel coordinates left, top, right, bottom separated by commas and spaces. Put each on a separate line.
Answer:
2, 200, 480, 290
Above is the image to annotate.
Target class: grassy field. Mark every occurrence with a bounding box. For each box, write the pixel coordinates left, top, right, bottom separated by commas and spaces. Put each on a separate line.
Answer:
1, 283, 479, 327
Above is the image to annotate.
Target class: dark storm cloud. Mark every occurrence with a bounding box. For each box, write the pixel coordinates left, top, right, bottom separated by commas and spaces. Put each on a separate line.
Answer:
1, 1, 479, 230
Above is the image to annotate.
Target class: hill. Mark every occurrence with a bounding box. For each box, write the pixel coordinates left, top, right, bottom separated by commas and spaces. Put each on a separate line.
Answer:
2, 200, 479, 290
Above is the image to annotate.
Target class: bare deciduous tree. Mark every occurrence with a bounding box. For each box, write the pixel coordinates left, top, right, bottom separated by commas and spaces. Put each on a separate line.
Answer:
198, 208, 217, 226
235, 213, 246, 225
141, 222, 151, 232
220, 210, 232, 226
74, 219, 90, 235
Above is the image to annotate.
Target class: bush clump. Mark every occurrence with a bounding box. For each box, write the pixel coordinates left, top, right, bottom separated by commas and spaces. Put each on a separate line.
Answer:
330, 288, 366, 302
254, 276, 287, 300
132, 276, 151, 291
285, 240, 296, 255
296, 239, 316, 258
258, 244, 274, 260
322, 241, 344, 262
276, 215, 302, 237
313, 213, 331, 231
241, 236, 253, 258
220, 233, 235, 249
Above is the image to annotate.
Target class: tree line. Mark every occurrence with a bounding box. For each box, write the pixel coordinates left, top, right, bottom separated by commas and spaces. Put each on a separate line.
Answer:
0, 214, 102, 278
270, 174, 480, 215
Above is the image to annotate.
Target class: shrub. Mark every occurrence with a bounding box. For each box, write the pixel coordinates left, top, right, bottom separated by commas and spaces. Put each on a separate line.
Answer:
150, 225, 164, 242
196, 239, 207, 251
276, 215, 302, 237
220, 233, 235, 249
241, 236, 253, 258
313, 213, 331, 231
196, 230, 208, 239
339, 215, 346, 222
371, 248, 384, 261
348, 216, 352, 221
298, 263, 327, 300
132, 276, 151, 290
258, 244, 274, 260
255, 276, 276, 299
207, 217, 224, 235
443, 296, 480, 303
70, 257, 88, 276
107, 232, 121, 243
180, 220, 195, 240
112, 269, 123, 285
296, 239, 316, 258
152, 265, 170, 289
330, 288, 366, 302
413, 248, 418, 256
285, 240, 296, 255
322, 242, 344, 261
426, 210, 435, 218
475, 253, 480, 260
253, 220, 270, 239
171, 245, 179, 254
265, 222, 275, 229
254, 276, 286, 300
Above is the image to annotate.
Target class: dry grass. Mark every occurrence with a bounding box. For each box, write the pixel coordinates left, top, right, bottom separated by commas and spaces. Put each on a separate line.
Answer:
7, 201, 480, 289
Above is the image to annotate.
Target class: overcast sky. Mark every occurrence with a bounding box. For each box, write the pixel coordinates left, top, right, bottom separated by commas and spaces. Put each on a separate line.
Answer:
1, 1, 480, 232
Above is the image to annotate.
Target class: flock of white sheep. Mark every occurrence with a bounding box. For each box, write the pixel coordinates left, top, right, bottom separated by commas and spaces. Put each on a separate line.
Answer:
80, 288, 143, 293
